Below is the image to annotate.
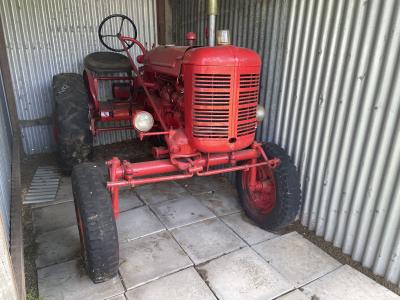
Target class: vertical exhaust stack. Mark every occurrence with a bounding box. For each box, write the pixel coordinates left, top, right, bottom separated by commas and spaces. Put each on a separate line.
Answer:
208, 0, 218, 46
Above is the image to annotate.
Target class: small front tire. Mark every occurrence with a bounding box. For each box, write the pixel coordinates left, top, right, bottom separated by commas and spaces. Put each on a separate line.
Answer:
236, 142, 301, 230
71, 162, 119, 283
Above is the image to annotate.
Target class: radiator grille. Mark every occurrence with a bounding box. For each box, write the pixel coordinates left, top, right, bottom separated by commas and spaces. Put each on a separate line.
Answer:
240, 73, 260, 88
192, 74, 231, 138
192, 72, 259, 139
237, 74, 259, 137
194, 74, 231, 89
193, 91, 230, 107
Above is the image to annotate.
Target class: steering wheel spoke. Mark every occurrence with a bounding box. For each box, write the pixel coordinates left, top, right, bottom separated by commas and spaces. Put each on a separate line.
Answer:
100, 34, 117, 38
118, 17, 125, 34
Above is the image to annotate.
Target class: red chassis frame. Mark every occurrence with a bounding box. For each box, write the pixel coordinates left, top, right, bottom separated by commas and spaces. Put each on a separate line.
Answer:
91, 35, 280, 217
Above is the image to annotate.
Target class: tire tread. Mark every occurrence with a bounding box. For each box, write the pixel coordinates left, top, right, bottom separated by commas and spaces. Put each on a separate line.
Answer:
53, 73, 92, 174
237, 142, 301, 230
71, 163, 119, 283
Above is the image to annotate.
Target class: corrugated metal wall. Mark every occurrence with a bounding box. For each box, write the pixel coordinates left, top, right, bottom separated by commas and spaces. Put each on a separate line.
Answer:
0, 0, 158, 154
0, 69, 13, 241
172, 0, 400, 286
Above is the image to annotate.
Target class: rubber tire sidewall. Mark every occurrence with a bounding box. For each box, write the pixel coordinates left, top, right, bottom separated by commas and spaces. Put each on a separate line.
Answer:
72, 162, 119, 283
236, 143, 301, 230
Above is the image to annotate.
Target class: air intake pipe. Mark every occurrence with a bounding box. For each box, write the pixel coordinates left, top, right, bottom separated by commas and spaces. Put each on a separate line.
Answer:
208, 0, 218, 46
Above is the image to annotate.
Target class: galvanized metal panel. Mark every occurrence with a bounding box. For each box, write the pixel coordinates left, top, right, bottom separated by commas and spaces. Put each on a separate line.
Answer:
0, 69, 12, 241
24, 166, 60, 204
172, 0, 400, 286
0, 0, 158, 154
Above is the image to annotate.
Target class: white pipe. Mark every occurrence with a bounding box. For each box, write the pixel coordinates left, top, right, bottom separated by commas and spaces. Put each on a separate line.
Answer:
208, 14, 216, 46
208, 0, 218, 46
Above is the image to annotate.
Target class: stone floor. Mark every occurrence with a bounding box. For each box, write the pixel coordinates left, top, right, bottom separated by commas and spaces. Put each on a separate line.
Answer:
31, 175, 399, 300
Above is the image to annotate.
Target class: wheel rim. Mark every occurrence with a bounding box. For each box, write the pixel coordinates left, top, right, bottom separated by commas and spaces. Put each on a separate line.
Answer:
75, 205, 87, 262
242, 164, 277, 215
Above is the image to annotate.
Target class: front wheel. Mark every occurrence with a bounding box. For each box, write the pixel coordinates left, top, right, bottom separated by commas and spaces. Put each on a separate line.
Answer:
236, 143, 301, 230
71, 163, 119, 283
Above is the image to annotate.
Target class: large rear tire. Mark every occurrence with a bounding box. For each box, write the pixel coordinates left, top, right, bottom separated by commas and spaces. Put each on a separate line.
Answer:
236, 142, 301, 230
71, 163, 119, 283
53, 73, 92, 174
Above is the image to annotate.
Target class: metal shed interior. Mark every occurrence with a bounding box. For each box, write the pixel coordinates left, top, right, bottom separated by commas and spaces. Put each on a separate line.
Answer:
0, 0, 399, 298
172, 0, 400, 286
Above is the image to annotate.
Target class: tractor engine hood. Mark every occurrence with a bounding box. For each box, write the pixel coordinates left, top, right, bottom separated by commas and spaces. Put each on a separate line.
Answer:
182, 45, 261, 67
143, 46, 190, 77
143, 45, 261, 78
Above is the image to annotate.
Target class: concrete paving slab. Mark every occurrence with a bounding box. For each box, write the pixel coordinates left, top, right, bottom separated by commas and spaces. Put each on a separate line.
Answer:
33, 201, 76, 233
125, 267, 216, 300
135, 181, 188, 205
276, 289, 309, 300
38, 259, 124, 300
117, 206, 165, 243
301, 265, 399, 300
197, 247, 293, 300
118, 189, 143, 212
253, 232, 341, 287
171, 218, 246, 265
221, 212, 277, 245
179, 175, 233, 195
197, 189, 242, 216
119, 231, 193, 290
35, 225, 80, 269
150, 196, 215, 229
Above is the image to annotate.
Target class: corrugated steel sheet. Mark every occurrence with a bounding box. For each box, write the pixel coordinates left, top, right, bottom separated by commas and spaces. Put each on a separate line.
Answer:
172, 0, 400, 285
0, 0, 158, 154
0, 69, 12, 241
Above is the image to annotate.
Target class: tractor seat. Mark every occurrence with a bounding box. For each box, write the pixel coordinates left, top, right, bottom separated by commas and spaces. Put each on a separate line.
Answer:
84, 52, 132, 73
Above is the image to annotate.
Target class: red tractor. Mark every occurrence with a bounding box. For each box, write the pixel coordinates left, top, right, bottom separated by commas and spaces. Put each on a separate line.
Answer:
53, 13, 301, 283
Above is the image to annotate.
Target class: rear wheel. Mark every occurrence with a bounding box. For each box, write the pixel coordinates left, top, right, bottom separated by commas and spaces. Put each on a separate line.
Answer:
236, 143, 301, 230
53, 73, 93, 174
71, 163, 119, 283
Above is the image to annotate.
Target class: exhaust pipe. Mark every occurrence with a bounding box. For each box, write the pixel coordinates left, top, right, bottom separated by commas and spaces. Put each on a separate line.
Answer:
208, 0, 218, 46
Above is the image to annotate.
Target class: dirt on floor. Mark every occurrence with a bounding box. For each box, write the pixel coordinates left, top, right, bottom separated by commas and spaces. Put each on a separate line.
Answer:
21, 140, 400, 298
22, 152, 56, 300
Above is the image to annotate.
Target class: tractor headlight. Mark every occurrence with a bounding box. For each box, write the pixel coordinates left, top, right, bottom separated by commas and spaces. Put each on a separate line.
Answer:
133, 111, 154, 132
256, 105, 265, 122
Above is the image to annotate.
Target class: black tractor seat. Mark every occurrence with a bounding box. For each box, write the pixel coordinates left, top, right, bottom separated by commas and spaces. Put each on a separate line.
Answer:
84, 52, 132, 73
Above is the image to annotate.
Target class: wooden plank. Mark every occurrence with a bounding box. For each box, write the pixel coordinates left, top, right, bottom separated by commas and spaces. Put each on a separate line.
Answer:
0, 211, 18, 300
0, 14, 25, 300
9, 135, 25, 300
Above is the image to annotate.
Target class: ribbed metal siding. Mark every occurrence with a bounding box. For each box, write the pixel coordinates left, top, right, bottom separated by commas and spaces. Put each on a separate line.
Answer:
0, 70, 12, 241
0, 0, 158, 154
172, 0, 400, 286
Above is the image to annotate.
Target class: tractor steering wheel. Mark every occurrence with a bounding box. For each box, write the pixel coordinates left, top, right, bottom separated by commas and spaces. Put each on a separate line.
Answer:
98, 14, 138, 52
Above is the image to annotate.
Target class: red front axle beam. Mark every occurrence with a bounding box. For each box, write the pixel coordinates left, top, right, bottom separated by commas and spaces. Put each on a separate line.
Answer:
106, 143, 280, 217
